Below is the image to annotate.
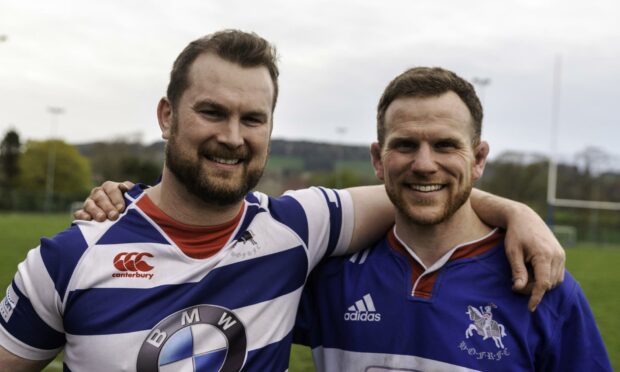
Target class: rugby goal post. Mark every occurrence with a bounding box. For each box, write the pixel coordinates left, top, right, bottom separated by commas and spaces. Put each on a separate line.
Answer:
546, 55, 620, 212
547, 159, 620, 211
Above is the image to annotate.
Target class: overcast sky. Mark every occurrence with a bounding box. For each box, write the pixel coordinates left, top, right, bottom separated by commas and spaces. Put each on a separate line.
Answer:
1, 0, 619, 162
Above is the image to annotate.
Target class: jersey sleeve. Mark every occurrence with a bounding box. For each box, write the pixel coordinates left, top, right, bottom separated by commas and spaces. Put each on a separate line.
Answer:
270, 187, 354, 270
538, 275, 612, 371
0, 224, 90, 360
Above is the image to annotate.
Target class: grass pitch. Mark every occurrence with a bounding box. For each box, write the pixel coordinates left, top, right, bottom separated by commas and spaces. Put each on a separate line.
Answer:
0, 213, 617, 371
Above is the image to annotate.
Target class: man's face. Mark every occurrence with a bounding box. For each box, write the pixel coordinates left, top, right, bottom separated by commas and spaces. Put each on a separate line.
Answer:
371, 91, 488, 226
161, 53, 274, 206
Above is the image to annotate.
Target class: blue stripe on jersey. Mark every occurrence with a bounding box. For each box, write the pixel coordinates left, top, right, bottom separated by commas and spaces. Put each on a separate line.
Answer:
244, 329, 293, 371
96, 209, 169, 245
268, 195, 309, 248
63, 246, 308, 335
39, 224, 89, 299
0, 282, 65, 350
126, 183, 148, 200
245, 192, 260, 205
233, 204, 266, 242
318, 187, 342, 257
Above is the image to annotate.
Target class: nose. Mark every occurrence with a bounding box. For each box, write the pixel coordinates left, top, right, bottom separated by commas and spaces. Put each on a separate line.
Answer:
411, 144, 438, 175
217, 119, 244, 148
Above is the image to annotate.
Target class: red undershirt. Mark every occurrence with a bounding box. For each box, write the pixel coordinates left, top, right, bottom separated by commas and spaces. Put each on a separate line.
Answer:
136, 194, 244, 259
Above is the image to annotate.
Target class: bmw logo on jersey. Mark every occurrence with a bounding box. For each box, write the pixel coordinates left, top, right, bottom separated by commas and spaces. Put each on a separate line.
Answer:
137, 305, 247, 371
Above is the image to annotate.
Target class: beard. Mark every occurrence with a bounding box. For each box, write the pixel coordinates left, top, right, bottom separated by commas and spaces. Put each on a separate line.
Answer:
165, 124, 266, 207
385, 180, 473, 226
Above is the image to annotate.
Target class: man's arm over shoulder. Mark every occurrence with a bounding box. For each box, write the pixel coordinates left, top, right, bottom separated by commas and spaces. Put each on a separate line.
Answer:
0, 346, 52, 372
470, 189, 565, 311
272, 187, 357, 266
77, 181, 566, 310
73, 181, 134, 222
346, 185, 394, 253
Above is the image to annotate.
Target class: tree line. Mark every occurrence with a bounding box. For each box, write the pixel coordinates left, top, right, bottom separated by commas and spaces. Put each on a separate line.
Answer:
1, 129, 619, 243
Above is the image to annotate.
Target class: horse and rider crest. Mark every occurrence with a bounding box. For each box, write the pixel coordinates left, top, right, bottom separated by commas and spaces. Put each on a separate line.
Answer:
465, 303, 507, 349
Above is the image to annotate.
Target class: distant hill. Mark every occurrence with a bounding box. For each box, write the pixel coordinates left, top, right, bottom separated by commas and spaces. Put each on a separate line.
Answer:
76, 138, 372, 173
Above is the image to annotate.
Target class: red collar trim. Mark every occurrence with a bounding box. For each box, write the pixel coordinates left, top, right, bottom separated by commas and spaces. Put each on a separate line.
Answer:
388, 228, 505, 298
137, 195, 244, 259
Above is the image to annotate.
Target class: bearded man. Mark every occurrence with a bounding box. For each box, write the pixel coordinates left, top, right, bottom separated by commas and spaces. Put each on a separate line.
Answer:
294, 67, 611, 371
1, 31, 565, 371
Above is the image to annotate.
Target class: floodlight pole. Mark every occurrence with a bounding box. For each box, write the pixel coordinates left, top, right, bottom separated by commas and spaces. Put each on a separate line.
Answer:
44, 106, 65, 212
546, 56, 562, 226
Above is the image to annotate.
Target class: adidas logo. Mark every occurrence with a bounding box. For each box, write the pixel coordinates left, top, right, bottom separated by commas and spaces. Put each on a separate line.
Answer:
344, 293, 382, 322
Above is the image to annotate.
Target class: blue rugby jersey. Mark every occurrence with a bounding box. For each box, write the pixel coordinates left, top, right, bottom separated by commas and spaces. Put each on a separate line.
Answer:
0, 185, 354, 371
295, 228, 612, 372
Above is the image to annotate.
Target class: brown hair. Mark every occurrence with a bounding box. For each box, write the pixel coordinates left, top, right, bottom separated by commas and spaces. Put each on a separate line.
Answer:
376, 67, 483, 146
167, 29, 279, 111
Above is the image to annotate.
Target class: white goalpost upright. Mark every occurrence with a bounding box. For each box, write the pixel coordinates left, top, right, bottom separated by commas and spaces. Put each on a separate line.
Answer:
546, 56, 620, 245
546, 55, 620, 212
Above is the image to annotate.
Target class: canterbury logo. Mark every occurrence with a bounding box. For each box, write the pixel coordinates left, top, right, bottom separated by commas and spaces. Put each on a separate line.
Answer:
113, 252, 154, 272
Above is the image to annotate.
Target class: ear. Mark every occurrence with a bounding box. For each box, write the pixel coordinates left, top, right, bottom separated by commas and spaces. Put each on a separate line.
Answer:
370, 142, 385, 181
472, 140, 489, 180
157, 97, 173, 140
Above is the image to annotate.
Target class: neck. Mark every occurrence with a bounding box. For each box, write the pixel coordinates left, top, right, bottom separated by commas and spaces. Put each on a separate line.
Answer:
146, 168, 244, 226
394, 199, 492, 267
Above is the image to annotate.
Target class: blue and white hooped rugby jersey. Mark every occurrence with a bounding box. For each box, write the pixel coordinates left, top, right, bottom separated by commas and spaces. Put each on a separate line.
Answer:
295, 228, 612, 372
0, 185, 354, 371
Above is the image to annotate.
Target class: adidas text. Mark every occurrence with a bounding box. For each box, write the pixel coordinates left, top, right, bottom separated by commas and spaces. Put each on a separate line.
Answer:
344, 312, 381, 322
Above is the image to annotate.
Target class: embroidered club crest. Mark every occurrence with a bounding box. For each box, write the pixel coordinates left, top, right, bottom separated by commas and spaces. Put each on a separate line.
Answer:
465, 304, 507, 349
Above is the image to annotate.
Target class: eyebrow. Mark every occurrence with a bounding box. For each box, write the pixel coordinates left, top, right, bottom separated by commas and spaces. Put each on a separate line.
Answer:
387, 135, 465, 146
193, 99, 228, 113
387, 137, 417, 147
193, 99, 269, 120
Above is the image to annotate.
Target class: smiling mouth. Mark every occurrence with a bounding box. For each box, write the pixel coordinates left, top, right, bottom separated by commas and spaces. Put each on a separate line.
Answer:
410, 184, 444, 192
207, 156, 242, 165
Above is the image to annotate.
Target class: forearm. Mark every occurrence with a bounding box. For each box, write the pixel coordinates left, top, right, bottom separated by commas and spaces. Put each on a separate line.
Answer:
346, 185, 394, 253
470, 188, 527, 228
470, 188, 565, 311
0, 346, 51, 372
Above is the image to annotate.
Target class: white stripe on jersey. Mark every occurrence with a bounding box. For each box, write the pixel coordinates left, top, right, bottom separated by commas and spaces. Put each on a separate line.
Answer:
69, 211, 307, 292
285, 187, 354, 269
0, 324, 61, 361
1, 187, 355, 368
14, 249, 64, 332
73, 219, 116, 246
313, 347, 482, 372
234, 287, 303, 350
62, 287, 304, 371
64, 331, 147, 372
359, 250, 370, 264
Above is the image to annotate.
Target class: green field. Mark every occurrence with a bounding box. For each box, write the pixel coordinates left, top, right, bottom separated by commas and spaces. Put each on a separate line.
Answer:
0, 213, 617, 371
